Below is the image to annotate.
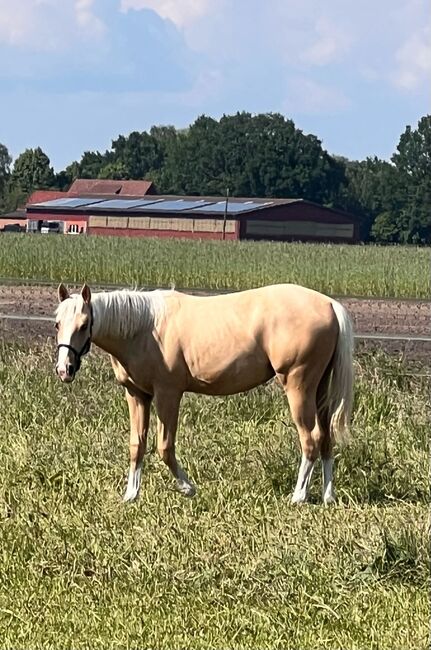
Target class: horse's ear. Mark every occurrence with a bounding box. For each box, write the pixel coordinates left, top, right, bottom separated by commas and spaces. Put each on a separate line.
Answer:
58, 283, 69, 302
81, 284, 91, 304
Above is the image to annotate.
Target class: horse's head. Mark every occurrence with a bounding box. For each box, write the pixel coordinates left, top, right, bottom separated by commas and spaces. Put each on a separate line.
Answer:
55, 283, 93, 383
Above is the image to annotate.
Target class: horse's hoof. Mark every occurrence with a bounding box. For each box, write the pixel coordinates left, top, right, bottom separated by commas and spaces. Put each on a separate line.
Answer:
176, 479, 196, 497
123, 488, 139, 502
290, 492, 308, 505
323, 494, 337, 506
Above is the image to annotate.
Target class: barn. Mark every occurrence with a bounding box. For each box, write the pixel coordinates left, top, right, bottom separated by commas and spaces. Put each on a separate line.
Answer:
0, 208, 27, 232
24, 180, 360, 243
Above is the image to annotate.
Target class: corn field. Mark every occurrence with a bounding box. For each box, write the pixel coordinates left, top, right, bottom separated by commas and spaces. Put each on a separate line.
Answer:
0, 233, 429, 297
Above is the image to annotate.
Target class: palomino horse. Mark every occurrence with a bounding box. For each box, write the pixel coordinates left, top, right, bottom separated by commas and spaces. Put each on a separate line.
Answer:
55, 282, 354, 504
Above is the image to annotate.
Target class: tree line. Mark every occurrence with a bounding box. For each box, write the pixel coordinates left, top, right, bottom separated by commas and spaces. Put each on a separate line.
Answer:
1, 112, 429, 243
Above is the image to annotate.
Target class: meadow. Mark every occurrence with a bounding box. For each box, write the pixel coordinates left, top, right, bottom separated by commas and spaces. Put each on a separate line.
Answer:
0, 342, 428, 649
0, 233, 430, 297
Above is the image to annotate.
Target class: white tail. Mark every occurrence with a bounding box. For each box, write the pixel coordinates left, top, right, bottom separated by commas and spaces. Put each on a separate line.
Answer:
317, 300, 354, 445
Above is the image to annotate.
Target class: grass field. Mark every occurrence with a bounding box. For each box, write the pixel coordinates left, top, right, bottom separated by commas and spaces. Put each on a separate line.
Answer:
0, 342, 428, 649
0, 233, 429, 297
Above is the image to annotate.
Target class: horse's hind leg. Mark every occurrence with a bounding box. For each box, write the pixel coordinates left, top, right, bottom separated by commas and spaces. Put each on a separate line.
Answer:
280, 373, 324, 504
320, 428, 336, 505
154, 390, 196, 497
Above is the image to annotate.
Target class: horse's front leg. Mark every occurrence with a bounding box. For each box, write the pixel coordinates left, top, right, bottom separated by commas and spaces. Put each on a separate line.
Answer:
154, 389, 196, 497
123, 388, 152, 502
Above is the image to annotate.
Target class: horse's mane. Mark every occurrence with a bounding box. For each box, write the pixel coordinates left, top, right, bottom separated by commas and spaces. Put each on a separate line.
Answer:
92, 290, 167, 338
56, 289, 167, 339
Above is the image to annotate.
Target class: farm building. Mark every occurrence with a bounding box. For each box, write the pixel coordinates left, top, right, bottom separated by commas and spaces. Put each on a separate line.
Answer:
23, 179, 360, 243
23, 180, 156, 236
0, 208, 27, 232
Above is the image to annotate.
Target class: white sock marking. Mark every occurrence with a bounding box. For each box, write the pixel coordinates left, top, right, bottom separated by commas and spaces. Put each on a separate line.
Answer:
322, 457, 336, 505
123, 464, 142, 502
291, 454, 315, 504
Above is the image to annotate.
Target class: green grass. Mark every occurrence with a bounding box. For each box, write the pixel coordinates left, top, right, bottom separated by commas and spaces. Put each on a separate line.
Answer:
0, 343, 428, 649
0, 233, 430, 297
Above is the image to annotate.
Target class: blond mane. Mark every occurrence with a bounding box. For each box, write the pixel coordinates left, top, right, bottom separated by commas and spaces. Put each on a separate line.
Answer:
56, 289, 167, 339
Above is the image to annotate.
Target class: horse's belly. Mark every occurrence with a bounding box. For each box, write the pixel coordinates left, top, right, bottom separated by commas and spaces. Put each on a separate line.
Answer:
187, 355, 274, 396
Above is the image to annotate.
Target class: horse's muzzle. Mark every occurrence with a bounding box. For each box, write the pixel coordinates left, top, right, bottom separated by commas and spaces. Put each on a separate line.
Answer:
56, 363, 76, 383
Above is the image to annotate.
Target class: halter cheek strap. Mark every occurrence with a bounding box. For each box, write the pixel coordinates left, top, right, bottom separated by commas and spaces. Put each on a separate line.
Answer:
57, 306, 94, 372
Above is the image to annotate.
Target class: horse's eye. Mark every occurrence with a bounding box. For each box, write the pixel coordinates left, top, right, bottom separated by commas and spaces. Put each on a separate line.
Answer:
78, 321, 88, 332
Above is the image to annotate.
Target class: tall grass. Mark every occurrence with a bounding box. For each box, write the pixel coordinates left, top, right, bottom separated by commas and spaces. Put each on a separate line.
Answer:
0, 233, 429, 297
0, 343, 428, 649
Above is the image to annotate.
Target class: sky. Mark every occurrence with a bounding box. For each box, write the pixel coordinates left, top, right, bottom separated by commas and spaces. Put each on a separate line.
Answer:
0, 0, 429, 171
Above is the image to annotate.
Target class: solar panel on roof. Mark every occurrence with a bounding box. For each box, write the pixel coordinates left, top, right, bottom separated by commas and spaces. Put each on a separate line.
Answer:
192, 201, 267, 214
134, 199, 216, 212
227, 202, 267, 213
31, 197, 105, 208
91, 198, 164, 209
189, 201, 227, 213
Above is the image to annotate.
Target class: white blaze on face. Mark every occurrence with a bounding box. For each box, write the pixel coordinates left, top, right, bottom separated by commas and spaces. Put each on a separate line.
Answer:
56, 297, 81, 381
56, 340, 74, 379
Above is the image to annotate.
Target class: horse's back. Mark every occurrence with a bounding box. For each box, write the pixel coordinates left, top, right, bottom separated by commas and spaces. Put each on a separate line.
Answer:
172, 283, 334, 337
157, 284, 337, 394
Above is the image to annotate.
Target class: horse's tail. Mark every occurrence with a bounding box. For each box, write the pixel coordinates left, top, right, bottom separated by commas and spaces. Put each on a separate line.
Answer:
317, 300, 354, 446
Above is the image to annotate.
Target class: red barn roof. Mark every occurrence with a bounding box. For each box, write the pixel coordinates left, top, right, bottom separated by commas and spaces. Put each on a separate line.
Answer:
68, 179, 155, 196
27, 190, 66, 204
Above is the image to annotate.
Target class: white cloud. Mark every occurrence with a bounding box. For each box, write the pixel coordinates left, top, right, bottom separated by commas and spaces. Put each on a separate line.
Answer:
0, 0, 104, 50
284, 78, 351, 115
300, 17, 353, 66
393, 26, 431, 90
74, 0, 105, 34
120, 0, 212, 28
0, 0, 44, 46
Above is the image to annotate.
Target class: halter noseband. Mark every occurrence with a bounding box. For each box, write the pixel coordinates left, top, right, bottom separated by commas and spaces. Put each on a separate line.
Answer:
57, 306, 94, 372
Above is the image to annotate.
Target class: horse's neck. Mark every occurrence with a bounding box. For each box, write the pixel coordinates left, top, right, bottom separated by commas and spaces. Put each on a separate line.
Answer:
91, 330, 133, 363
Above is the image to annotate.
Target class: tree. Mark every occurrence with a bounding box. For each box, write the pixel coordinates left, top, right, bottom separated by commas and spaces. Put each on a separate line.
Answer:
110, 131, 162, 179
11, 147, 55, 195
64, 127, 173, 184
391, 115, 431, 243
98, 161, 129, 179
371, 211, 400, 243
0, 143, 12, 210
74, 151, 107, 179
338, 157, 401, 240
157, 112, 347, 202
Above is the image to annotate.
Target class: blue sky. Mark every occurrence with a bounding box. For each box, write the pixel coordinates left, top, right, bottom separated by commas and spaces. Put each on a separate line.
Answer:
0, 0, 429, 171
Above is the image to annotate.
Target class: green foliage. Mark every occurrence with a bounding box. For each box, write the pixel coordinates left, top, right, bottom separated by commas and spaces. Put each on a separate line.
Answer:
0, 344, 428, 648
10, 147, 55, 195
371, 211, 400, 243
69, 126, 177, 183
340, 157, 401, 240
342, 116, 431, 244
109, 131, 163, 178
391, 115, 431, 244
156, 112, 347, 204
73, 150, 106, 179
0, 234, 429, 298
0, 182, 28, 214
0, 143, 12, 206
97, 160, 129, 180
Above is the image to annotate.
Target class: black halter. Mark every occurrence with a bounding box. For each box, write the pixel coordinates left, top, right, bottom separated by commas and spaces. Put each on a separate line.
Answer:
57, 306, 94, 372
